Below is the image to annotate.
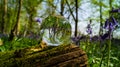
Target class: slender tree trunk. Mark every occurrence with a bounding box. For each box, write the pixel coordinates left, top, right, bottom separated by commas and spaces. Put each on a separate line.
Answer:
25, 7, 37, 35
1, 0, 7, 33
15, 0, 22, 35
9, 0, 22, 40
99, 0, 103, 35
107, 0, 112, 67
60, 0, 64, 16
0, 0, 2, 32
66, 0, 79, 39
28, 14, 34, 30
99, 1, 103, 67
75, 0, 78, 37
109, 0, 112, 10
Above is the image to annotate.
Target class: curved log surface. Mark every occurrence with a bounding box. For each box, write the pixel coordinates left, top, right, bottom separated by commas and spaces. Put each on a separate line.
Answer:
0, 44, 88, 67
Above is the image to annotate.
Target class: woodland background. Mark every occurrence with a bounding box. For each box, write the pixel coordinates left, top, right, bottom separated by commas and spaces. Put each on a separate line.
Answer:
0, 0, 120, 67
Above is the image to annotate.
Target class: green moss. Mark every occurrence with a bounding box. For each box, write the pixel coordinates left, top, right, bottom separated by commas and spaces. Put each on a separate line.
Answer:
0, 43, 75, 67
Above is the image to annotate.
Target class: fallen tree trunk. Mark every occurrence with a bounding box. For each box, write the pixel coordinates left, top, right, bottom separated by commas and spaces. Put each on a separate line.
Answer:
0, 44, 88, 67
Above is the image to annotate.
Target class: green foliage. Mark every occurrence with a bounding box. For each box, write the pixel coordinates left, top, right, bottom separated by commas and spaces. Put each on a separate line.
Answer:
80, 39, 120, 67
91, 0, 108, 8
0, 37, 38, 52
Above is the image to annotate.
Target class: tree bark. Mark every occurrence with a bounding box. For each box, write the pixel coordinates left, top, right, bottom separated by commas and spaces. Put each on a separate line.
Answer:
1, 0, 7, 33
99, 0, 103, 35
60, 0, 65, 16
75, 0, 78, 37
66, 0, 78, 37
0, 44, 88, 67
9, 0, 22, 40
14, 0, 22, 35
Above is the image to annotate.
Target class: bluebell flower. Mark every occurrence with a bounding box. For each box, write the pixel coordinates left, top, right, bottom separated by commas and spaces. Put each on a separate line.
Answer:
111, 16, 118, 27
100, 33, 109, 40
86, 23, 92, 34
0, 33, 8, 38
86, 28, 92, 34
103, 19, 109, 29
109, 22, 115, 32
36, 18, 41, 22
110, 8, 120, 13
90, 36, 100, 41
71, 36, 81, 42
104, 17, 118, 32
34, 17, 42, 23
71, 36, 84, 45
87, 24, 91, 28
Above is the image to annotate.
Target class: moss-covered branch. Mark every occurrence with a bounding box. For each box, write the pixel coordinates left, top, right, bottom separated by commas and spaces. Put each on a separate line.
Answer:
0, 44, 88, 67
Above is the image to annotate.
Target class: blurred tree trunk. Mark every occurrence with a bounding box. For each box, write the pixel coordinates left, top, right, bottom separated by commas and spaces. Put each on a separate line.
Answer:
107, 0, 113, 67
23, 0, 43, 36
1, 0, 7, 33
25, 7, 36, 36
60, 0, 65, 16
66, 0, 78, 37
9, 0, 22, 40
109, 0, 112, 10
28, 8, 35, 31
99, 0, 103, 35
15, 0, 22, 35
0, 0, 3, 32
75, 0, 78, 37
47, 0, 55, 15
99, 1, 103, 67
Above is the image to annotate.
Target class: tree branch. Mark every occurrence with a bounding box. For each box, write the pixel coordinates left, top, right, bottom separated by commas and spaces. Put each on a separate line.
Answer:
65, 0, 76, 22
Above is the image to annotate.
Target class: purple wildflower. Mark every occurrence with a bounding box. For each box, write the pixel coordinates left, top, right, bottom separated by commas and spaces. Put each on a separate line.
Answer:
109, 22, 115, 31
34, 17, 42, 23
71, 36, 84, 45
90, 36, 100, 41
103, 19, 109, 29
36, 19, 41, 22
71, 36, 80, 42
86, 23, 92, 34
87, 24, 91, 28
110, 8, 120, 13
0, 33, 8, 38
111, 16, 118, 27
100, 33, 109, 40
86, 28, 92, 34
104, 17, 118, 32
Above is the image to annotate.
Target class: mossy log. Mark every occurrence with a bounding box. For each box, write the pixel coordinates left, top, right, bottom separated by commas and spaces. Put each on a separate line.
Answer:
0, 44, 88, 67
